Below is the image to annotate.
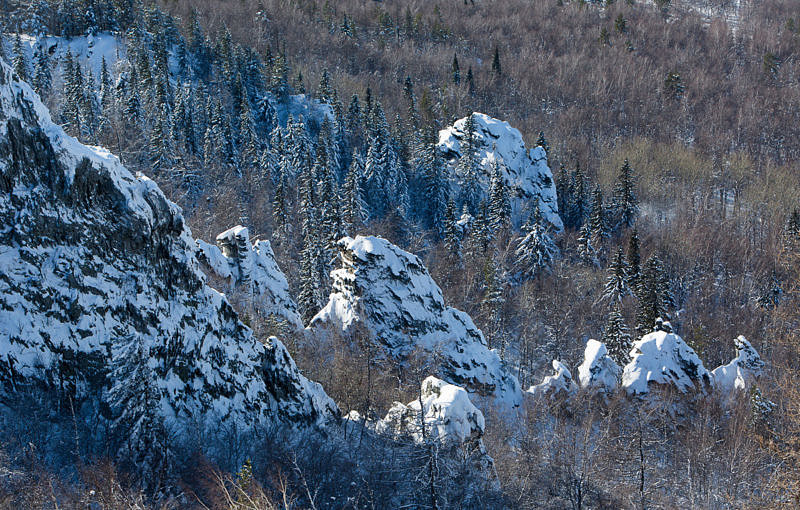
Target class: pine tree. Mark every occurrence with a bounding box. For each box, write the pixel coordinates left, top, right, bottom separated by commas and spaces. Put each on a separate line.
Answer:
12, 33, 29, 82
515, 206, 557, 281
603, 305, 632, 366
611, 158, 638, 229
488, 161, 511, 232
603, 247, 631, 303
452, 53, 461, 84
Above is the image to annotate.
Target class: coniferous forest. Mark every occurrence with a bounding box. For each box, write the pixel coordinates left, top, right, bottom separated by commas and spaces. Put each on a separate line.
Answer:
1, 0, 800, 508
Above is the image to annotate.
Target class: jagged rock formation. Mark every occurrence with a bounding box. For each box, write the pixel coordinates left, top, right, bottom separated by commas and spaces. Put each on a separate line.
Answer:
196, 225, 302, 329
622, 331, 711, 394
0, 59, 335, 434
310, 235, 522, 406
376, 376, 485, 446
711, 335, 764, 394
527, 360, 578, 399
438, 112, 562, 229
577, 339, 621, 392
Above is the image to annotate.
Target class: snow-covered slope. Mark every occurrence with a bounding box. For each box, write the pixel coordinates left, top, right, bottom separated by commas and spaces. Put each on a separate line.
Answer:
711, 335, 764, 394
577, 339, 621, 392
0, 58, 335, 432
622, 331, 711, 394
197, 225, 302, 329
310, 235, 522, 406
376, 376, 485, 445
527, 360, 578, 399
438, 113, 562, 230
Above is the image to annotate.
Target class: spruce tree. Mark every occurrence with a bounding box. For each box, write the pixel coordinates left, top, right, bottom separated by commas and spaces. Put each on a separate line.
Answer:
536, 131, 550, 155
514, 206, 557, 281
444, 197, 463, 263
488, 161, 511, 232
603, 247, 631, 303
12, 33, 29, 82
452, 53, 461, 84
611, 158, 638, 229
272, 165, 290, 238
467, 66, 475, 94
627, 229, 642, 291
569, 163, 589, 229
481, 257, 505, 350
343, 151, 368, 235
603, 305, 632, 366
588, 184, 608, 252
491, 46, 501, 76
457, 113, 481, 214
635, 255, 672, 335
32, 45, 51, 98
298, 165, 324, 323
576, 222, 597, 266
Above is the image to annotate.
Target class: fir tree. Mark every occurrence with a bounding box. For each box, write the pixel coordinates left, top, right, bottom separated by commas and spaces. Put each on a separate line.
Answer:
343, 151, 368, 235
611, 158, 638, 229
481, 257, 505, 351
514, 206, 557, 281
272, 165, 290, 238
444, 197, 463, 263
576, 222, 597, 266
588, 184, 609, 251
635, 255, 673, 335
603, 247, 631, 303
150, 104, 174, 173
603, 305, 632, 366
627, 229, 642, 291
466, 66, 475, 94
536, 131, 549, 155
569, 163, 589, 229
491, 46, 501, 76
457, 113, 481, 214
32, 44, 52, 98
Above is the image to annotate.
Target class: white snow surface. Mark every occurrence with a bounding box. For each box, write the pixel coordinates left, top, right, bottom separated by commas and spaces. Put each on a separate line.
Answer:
711, 336, 764, 394
577, 339, 621, 391
376, 376, 485, 445
311, 235, 522, 406
0, 58, 336, 431
438, 113, 562, 230
197, 226, 303, 329
622, 331, 711, 394
527, 360, 578, 399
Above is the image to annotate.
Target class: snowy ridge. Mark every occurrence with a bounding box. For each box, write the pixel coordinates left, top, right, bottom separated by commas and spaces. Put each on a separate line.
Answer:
711, 335, 764, 394
196, 225, 303, 329
577, 339, 621, 392
0, 58, 336, 432
310, 235, 522, 406
438, 113, 562, 229
622, 331, 711, 394
527, 360, 578, 399
376, 376, 485, 446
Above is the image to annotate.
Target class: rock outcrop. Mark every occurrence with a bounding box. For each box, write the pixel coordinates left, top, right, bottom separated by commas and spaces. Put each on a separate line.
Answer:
310, 235, 522, 406
622, 331, 711, 394
0, 59, 336, 435
711, 335, 764, 394
527, 360, 578, 399
438, 112, 562, 230
577, 339, 621, 392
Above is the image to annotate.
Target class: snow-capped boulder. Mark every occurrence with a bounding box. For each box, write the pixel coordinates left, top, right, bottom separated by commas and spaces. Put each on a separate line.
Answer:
711, 336, 764, 394
622, 331, 711, 394
577, 340, 621, 392
0, 59, 336, 434
527, 360, 578, 399
196, 226, 302, 329
438, 113, 562, 230
310, 235, 522, 406
376, 376, 485, 446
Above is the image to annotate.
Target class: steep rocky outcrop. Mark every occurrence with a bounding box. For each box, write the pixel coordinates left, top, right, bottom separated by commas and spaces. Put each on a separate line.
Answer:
197, 225, 302, 329
438, 112, 562, 230
0, 59, 335, 434
711, 335, 764, 394
622, 331, 711, 394
527, 360, 578, 399
310, 235, 522, 406
577, 339, 621, 392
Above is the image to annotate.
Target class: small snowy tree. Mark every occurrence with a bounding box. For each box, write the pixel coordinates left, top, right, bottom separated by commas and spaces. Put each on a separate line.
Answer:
12, 33, 29, 82
611, 158, 638, 229
603, 305, 632, 366
602, 248, 631, 303
488, 161, 511, 232
514, 206, 557, 281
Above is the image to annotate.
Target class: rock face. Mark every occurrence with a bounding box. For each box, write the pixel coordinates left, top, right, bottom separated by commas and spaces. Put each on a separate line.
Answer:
711, 336, 764, 394
310, 235, 522, 406
197, 225, 302, 329
376, 376, 485, 446
622, 331, 711, 394
577, 340, 621, 392
527, 360, 578, 399
438, 112, 562, 230
0, 59, 335, 433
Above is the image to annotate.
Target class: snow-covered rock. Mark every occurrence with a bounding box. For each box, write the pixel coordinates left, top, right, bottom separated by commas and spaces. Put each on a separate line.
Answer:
376, 376, 485, 446
196, 226, 302, 329
622, 331, 711, 394
527, 360, 578, 399
577, 340, 621, 392
310, 235, 522, 406
0, 58, 336, 433
711, 336, 764, 394
438, 113, 562, 230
